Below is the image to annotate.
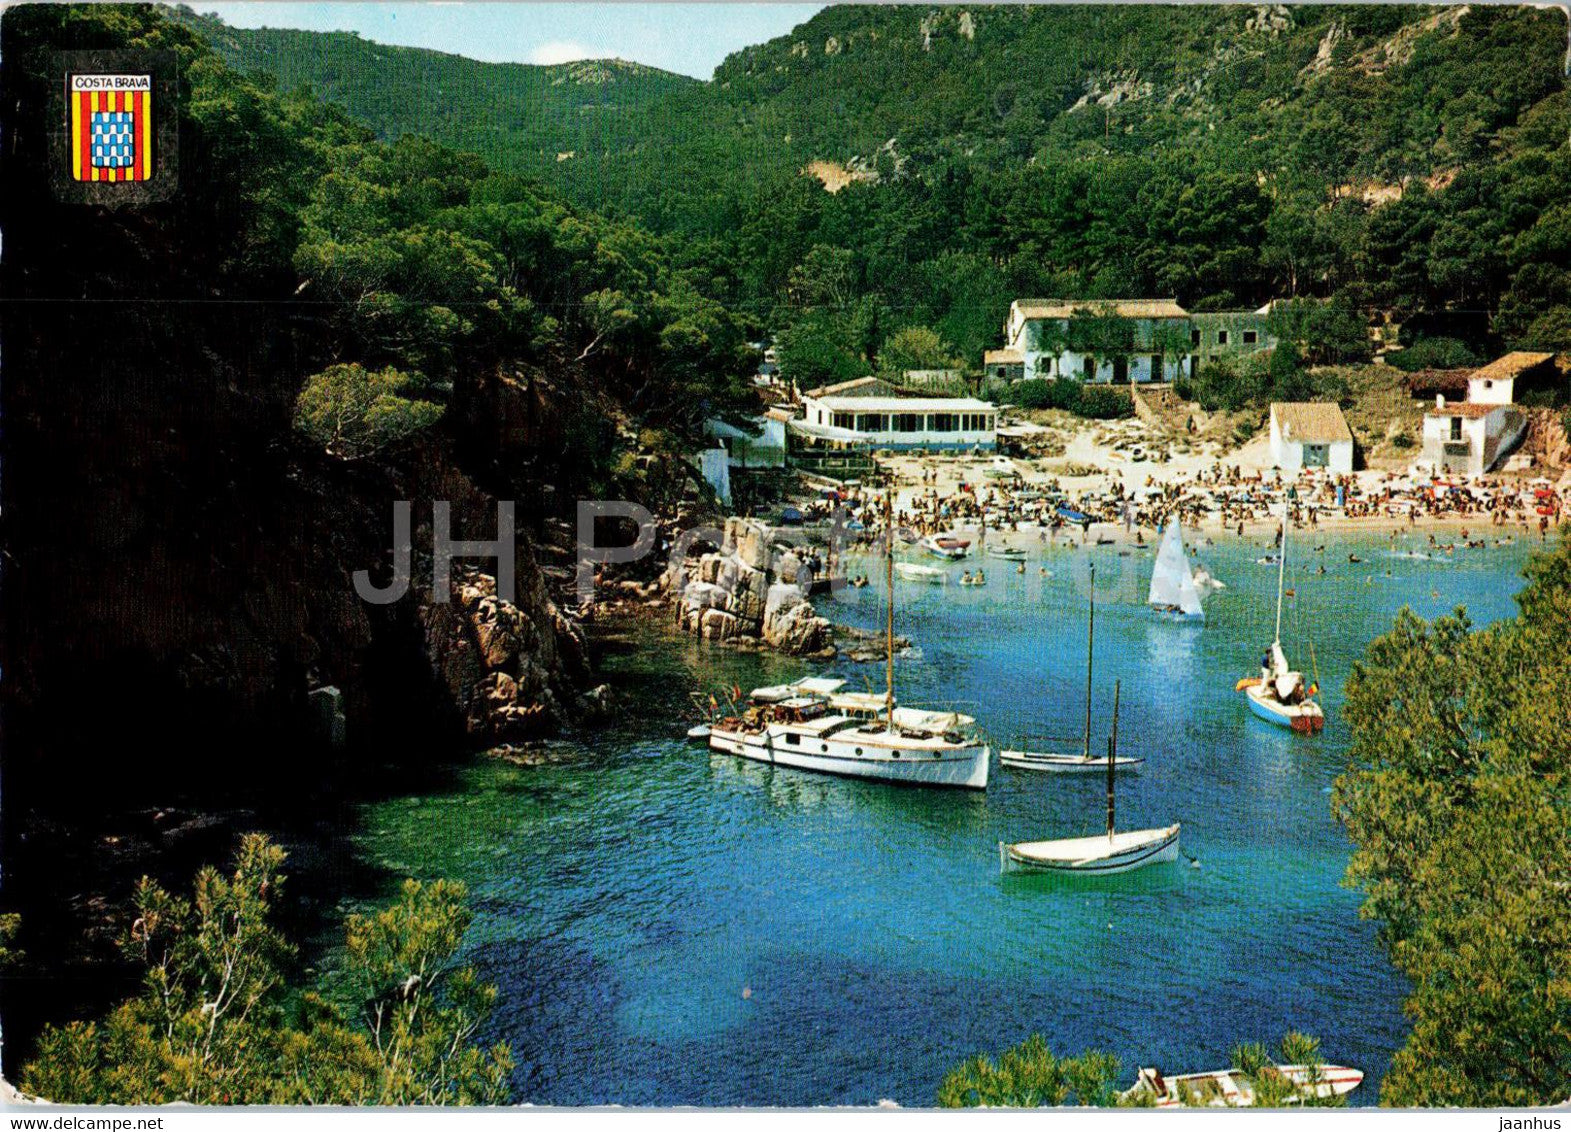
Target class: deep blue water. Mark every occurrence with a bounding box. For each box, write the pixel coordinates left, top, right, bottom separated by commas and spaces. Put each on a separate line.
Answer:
347, 529, 1546, 1106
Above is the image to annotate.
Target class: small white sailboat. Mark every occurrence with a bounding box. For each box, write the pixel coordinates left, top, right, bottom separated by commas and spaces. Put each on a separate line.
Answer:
1002, 565, 1143, 774
1122, 1063, 1364, 1108
1000, 682, 1179, 874
1148, 518, 1205, 620
1238, 513, 1325, 734
895, 561, 947, 584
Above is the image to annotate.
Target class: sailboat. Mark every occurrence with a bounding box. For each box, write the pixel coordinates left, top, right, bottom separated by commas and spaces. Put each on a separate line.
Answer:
1237, 512, 1325, 733
1001, 565, 1144, 774
1000, 682, 1180, 873
1148, 518, 1205, 620
708, 488, 991, 788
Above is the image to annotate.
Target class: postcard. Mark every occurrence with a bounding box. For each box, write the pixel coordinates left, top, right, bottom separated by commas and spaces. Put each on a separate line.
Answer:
1, 0, 1568, 1116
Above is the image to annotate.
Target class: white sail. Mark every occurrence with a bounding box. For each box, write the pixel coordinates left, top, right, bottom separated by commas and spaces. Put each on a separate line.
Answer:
1177, 566, 1205, 619
1149, 520, 1204, 618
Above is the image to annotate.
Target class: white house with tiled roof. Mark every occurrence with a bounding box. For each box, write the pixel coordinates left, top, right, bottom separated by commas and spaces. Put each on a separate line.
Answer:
1420, 352, 1540, 475
1270, 402, 1355, 473
995, 298, 1275, 384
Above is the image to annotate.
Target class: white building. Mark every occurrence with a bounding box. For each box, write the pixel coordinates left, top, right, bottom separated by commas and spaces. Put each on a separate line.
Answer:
1269, 402, 1355, 473
1422, 397, 1528, 476
705, 409, 790, 468
1418, 352, 1544, 476
800, 393, 997, 451
995, 299, 1277, 384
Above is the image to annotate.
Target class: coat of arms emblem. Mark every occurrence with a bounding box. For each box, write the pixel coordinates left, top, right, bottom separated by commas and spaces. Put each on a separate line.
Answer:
69, 73, 152, 182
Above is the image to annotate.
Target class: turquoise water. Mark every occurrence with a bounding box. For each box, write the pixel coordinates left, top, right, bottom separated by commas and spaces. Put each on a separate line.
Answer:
347, 530, 1546, 1106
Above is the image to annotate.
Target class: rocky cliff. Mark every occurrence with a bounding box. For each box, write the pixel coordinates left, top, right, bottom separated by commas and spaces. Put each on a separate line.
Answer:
666, 517, 835, 656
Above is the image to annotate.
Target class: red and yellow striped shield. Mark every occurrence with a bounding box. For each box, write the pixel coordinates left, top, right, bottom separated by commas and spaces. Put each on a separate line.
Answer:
69, 75, 152, 183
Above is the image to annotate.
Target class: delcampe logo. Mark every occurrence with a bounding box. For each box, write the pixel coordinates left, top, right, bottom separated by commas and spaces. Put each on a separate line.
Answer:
69, 73, 152, 182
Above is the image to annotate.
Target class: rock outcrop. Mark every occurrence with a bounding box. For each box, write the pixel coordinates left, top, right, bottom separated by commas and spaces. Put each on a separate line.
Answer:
419, 565, 591, 742
667, 517, 833, 655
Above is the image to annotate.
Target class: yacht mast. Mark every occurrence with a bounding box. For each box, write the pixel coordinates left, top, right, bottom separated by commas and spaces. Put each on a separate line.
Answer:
1084, 563, 1096, 760
884, 485, 895, 724
1274, 511, 1288, 646
1106, 679, 1121, 841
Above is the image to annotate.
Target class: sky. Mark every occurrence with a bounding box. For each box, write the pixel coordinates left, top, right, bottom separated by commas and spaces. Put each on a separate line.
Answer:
196, 2, 826, 79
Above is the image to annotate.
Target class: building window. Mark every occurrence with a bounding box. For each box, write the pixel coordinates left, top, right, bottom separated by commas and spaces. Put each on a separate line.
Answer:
856, 413, 887, 433
1450, 417, 1463, 442
1082, 357, 1095, 379
893, 412, 922, 432
1191, 328, 1201, 346
1217, 330, 1229, 345
1242, 329, 1258, 345
929, 414, 958, 432
832, 412, 854, 430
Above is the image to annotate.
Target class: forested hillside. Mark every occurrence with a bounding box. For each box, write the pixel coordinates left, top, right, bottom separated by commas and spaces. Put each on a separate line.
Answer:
175, 9, 697, 179
184, 4, 1571, 376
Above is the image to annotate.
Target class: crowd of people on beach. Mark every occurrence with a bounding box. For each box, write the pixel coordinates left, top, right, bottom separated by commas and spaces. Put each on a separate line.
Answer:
794, 456, 1566, 548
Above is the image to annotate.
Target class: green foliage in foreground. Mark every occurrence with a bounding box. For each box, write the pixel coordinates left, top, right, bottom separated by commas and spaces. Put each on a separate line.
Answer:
1335, 532, 1571, 1106
937, 1034, 1123, 1107
937, 1031, 1341, 1108
20, 835, 512, 1105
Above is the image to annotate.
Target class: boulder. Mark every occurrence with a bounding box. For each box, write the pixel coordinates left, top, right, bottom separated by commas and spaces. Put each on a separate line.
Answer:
700, 608, 740, 641
736, 523, 771, 572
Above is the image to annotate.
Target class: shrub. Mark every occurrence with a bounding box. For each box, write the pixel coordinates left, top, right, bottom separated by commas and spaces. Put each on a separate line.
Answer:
999, 378, 1131, 419
294, 364, 445, 460
937, 1034, 1122, 1108
1386, 337, 1481, 372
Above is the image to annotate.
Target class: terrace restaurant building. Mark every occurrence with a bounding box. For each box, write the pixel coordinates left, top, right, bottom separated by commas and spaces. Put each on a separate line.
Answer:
799, 391, 998, 451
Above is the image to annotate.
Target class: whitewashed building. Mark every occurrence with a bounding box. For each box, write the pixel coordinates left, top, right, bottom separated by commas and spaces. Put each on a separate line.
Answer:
996, 299, 1276, 383
1269, 402, 1355, 473
1419, 352, 1544, 475
800, 393, 997, 451
705, 409, 790, 469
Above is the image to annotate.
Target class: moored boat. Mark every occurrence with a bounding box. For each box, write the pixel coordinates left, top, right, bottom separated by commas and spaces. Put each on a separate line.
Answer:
919, 535, 968, 560
1003, 564, 1142, 775
987, 546, 1026, 562
710, 488, 990, 790
895, 561, 947, 583
1240, 513, 1325, 734
1000, 750, 1144, 773
1001, 823, 1180, 874
1000, 681, 1179, 874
